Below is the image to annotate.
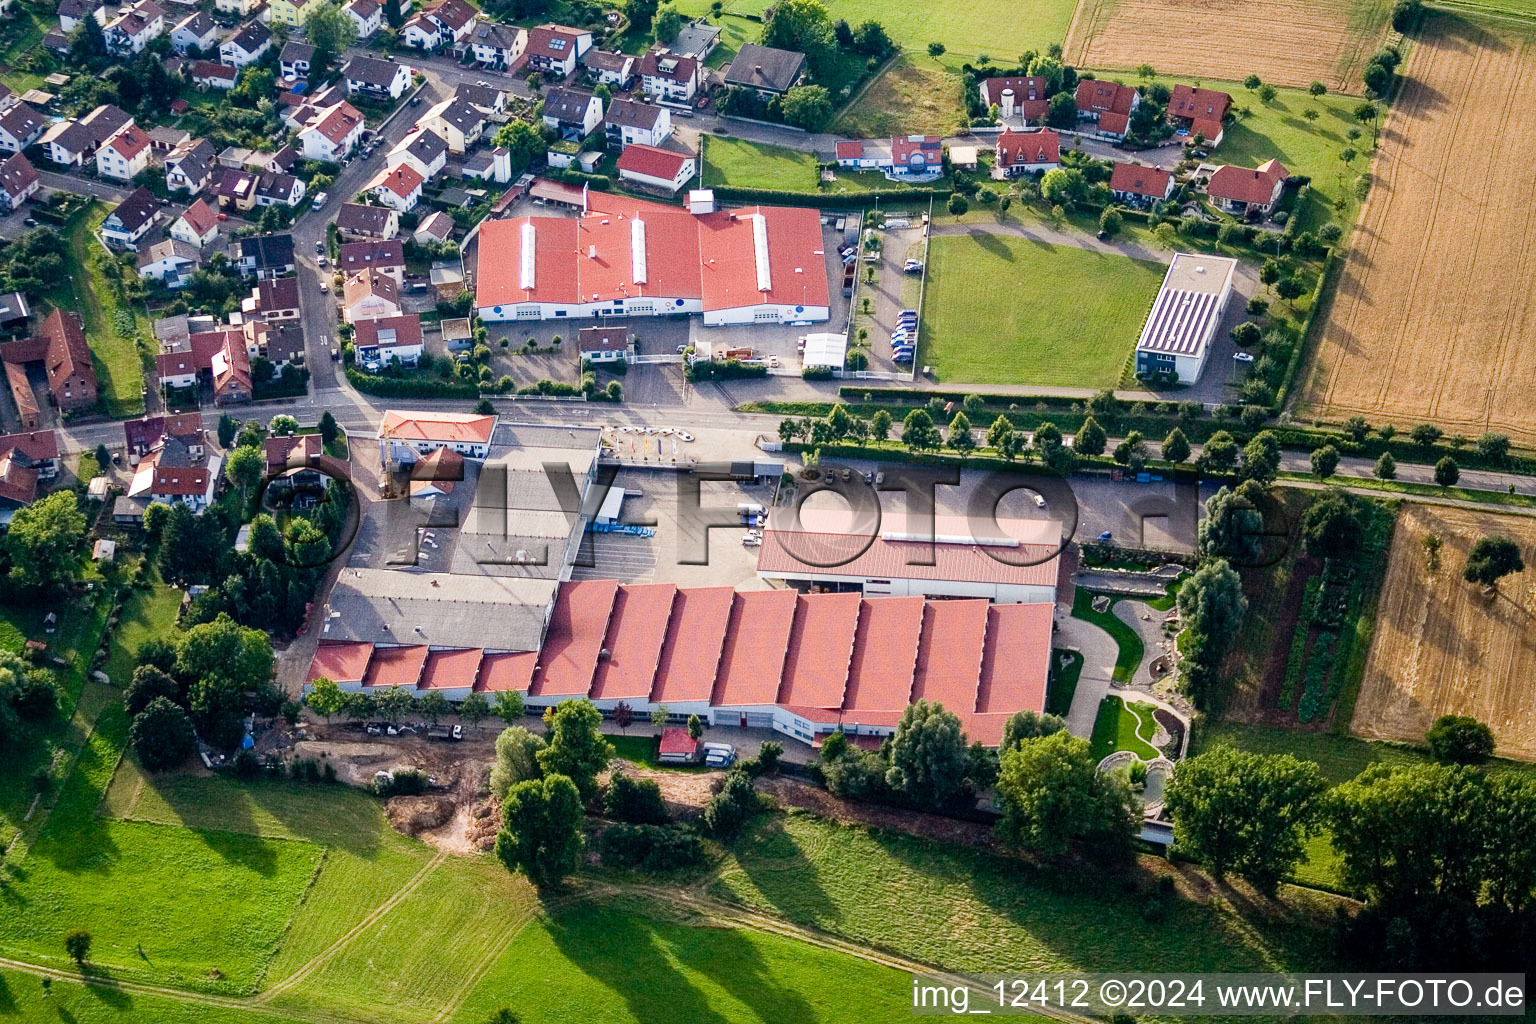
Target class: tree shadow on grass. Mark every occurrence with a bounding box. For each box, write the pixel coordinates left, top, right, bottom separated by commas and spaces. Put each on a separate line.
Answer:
77, 966, 131, 1013
725, 815, 835, 931
0, 971, 16, 1014
969, 231, 1016, 262
665, 919, 820, 1024
544, 905, 731, 1024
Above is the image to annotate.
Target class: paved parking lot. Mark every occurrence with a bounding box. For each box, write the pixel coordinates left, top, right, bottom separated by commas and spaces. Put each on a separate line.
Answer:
851, 221, 926, 377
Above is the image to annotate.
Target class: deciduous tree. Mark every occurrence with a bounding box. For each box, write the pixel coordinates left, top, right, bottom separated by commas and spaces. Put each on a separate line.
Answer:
130, 697, 196, 771
995, 732, 1138, 857
1463, 536, 1524, 589
1425, 714, 1495, 765
4, 491, 86, 592
884, 700, 969, 810
495, 773, 584, 887
490, 725, 546, 797
538, 699, 613, 802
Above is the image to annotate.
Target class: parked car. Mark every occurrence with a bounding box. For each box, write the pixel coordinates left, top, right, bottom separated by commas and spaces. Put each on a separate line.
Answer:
312, 191, 328, 206
1098, 531, 1113, 542
703, 742, 737, 768
903, 259, 924, 273
314, 239, 324, 254
319, 280, 328, 293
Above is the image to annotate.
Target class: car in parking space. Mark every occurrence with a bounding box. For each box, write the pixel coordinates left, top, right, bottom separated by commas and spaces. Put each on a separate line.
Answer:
312, 191, 328, 207
319, 280, 328, 293
903, 259, 924, 273
703, 743, 737, 768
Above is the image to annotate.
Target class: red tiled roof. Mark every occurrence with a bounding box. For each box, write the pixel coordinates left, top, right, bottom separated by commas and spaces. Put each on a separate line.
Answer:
979, 76, 1051, 119
178, 197, 219, 237
420, 647, 483, 690
658, 726, 697, 757
890, 134, 942, 168
1097, 111, 1129, 136
909, 600, 989, 712
977, 603, 1052, 717
306, 102, 364, 146
309, 640, 373, 683
996, 128, 1060, 167
369, 162, 423, 199
363, 644, 428, 688
1208, 159, 1288, 205
1075, 78, 1138, 116
775, 592, 860, 712
1170, 84, 1231, 123
1189, 117, 1224, 142
526, 23, 584, 58
0, 450, 38, 506
615, 143, 692, 181
339, 238, 405, 271
263, 432, 322, 475
1109, 161, 1172, 198
107, 125, 150, 160
530, 578, 618, 697
711, 588, 798, 707
650, 585, 734, 705
589, 583, 676, 701
476, 650, 537, 693
834, 140, 862, 159
354, 313, 424, 350
0, 429, 59, 462
191, 60, 236, 81
379, 411, 495, 444
839, 596, 924, 716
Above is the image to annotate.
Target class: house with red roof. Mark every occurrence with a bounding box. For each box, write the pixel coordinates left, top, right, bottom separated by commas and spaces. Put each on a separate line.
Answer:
615, 143, 696, 193
833, 135, 943, 181
155, 327, 251, 405
524, 23, 592, 77
1074, 78, 1140, 139
1170, 84, 1232, 146
994, 128, 1061, 177
377, 410, 497, 463
96, 125, 152, 181
126, 430, 220, 514
475, 191, 830, 326
0, 310, 97, 421
978, 76, 1052, 123
1109, 161, 1175, 208
352, 313, 424, 369
0, 152, 37, 213
1207, 159, 1289, 217
170, 198, 220, 247
296, 100, 365, 162
366, 163, 425, 212
637, 48, 701, 103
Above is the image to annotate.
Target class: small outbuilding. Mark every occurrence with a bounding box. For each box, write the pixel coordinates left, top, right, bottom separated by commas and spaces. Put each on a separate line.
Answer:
657, 726, 700, 764
799, 332, 847, 370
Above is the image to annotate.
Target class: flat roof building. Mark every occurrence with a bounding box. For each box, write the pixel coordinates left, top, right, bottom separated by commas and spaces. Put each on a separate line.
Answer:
1133, 252, 1238, 384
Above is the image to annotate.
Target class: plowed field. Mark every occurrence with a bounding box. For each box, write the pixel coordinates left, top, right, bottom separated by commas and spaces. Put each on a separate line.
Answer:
1352, 504, 1536, 760
1064, 0, 1394, 92
1298, 13, 1536, 441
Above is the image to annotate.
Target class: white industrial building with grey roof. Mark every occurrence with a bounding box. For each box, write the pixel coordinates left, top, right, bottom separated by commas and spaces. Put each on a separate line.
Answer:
1133, 252, 1238, 384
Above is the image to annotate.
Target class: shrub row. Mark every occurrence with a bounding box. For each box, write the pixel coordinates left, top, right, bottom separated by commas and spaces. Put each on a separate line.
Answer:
346, 367, 482, 399
598, 822, 705, 872
709, 185, 950, 209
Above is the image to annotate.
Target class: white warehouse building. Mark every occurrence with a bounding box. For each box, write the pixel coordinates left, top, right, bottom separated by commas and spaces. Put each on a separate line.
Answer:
1133, 252, 1238, 384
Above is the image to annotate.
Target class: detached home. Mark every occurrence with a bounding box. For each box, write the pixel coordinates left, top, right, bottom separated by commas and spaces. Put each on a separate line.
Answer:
242, 276, 301, 321
137, 239, 201, 289
343, 0, 382, 38
604, 97, 670, 149
400, 0, 475, 51
342, 269, 401, 322
38, 120, 93, 167
166, 137, 216, 193
723, 43, 804, 98
583, 49, 634, 89
615, 144, 695, 193
297, 100, 365, 162
352, 313, 423, 369
1109, 161, 1174, 208
418, 97, 483, 153
336, 202, 397, 240
344, 55, 411, 100
978, 76, 1051, 123
219, 21, 271, 68
1207, 159, 1289, 218
266, 0, 317, 28
100, 187, 160, 249
170, 197, 220, 246
468, 21, 523, 70
170, 9, 219, 55
0, 153, 38, 214
104, 0, 166, 56
542, 87, 603, 140
386, 127, 447, 181
338, 238, 404, 282
58, 0, 106, 33
994, 128, 1061, 176
236, 233, 296, 279
455, 82, 507, 116
280, 41, 316, 80
637, 50, 700, 103
96, 124, 152, 180
1075, 78, 1140, 139
190, 60, 238, 91
366, 163, 424, 212
523, 23, 591, 77
1169, 84, 1231, 145
0, 103, 43, 153
577, 325, 630, 364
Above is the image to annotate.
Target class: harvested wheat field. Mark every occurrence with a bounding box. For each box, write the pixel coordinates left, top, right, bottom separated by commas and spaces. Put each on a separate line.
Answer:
1064, 0, 1393, 92
1352, 504, 1536, 760
1298, 13, 1536, 442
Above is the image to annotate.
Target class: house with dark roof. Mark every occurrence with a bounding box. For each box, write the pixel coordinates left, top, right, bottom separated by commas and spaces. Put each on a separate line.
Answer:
170, 9, 218, 55
100, 186, 160, 248
400, 0, 476, 51
104, 0, 165, 56
468, 21, 523, 70
343, 0, 382, 37
524, 23, 592, 77
338, 238, 405, 283
637, 49, 700, 103
126, 432, 219, 512
417, 96, 484, 153
136, 239, 202, 289
582, 49, 634, 89
723, 43, 805, 98
1207, 159, 1289, 217
336, 202, 398, 240
0, 152, 38, 213
236, 233, 296, 279
386, 127, 447, 181
250, 320, 306, 370
38, 119, 93, 167
343, 55, 411, 100
1075, 78, 1140, 139
124, 413, 203, 457
541, 87, 603, 139
0, 102, 44, 153
242, 276, 301, 321
58, 0, 106, 33
576, 325, 630, 364
604, 97, 671, 149
1109, 161, 1175, 208
280, 40, 316, 79
166, 137, 216, 193
219, 20, 271, 68
454, 82, 507, 116
352, 313, 423, 369
190, 60, 238, 90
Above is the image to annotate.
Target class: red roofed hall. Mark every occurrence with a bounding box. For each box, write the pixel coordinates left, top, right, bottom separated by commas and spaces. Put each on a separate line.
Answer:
615, 143, 697, 194
474, 190, 830, 326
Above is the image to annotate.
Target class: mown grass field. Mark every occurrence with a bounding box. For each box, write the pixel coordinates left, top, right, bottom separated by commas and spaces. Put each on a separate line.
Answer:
1070, 590, 1147, 682
0, 970, 313, 1024
713, 811, 1337, 974
918, 233, 1164, 387
1089, 695, 1161, 760
701, 135, 818, 192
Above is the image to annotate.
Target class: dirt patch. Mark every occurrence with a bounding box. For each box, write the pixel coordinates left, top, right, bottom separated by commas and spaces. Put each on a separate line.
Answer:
388, 794, 456, 834
609, 760, 723, 817
1299, 13, 1536, 440
1065, 0, 1392, 92
1351, 504, 1536, 760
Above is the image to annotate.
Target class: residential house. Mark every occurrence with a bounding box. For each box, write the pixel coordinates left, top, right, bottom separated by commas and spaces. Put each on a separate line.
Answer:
637, 49, 700, 103
604, 97, 670, 149
38, 120, 93, 167
376, 410, 496, 463
170, 9, 218, 55
0, 310, 98, 413
249, 320, 305, 372
0, 446, 40, 515
342, 269, 401, 322
190, 60, 238, 90
1108, 161, 1174, 208
104, 0, 166, 56
166, 137, 216, 193
254, 170, 306, 206
418, 96, 483, 153
296, 100, 365, 161
236, 233, 296, 279
95, 124, 152, 180
265, 0, 317, 28
467, 20, 523, 70
351, 313, 423, 369
576, 325, 630, 364
1074, 78, 1140, 139
669, 20, 720, 61
100, 187, 160, 248
1169, 84, 1231, 146
212, 167, 262, 212
242, 276, 301, 321
1207, 159, 1289, 217
541, 87, 602, 140
219, 21, 271, 68
335, 202, 397, 240
136, 239, 201, 289
0, 153, 38, 213
343, 0, 382, 38
124, 413, 203, 458
723, 43, 804, 98
461, 146, 511, 184
978, 75, 1051, 123
79, 103, 134, 147
42, 29, 71, 56
0, 103, 43, 154
156, 326, 251, 404
401, 0, 475, 51
343, 55, 411, 100
169, 197, 220, 246
58, 0, 106, 33
582, 49, 634, 89
126, 433, 218, 512
615, 143, 695, 194
834, 135, 942, 179
338, 238, 404, 282
454, 82, 507, 116
523, 24, 592, 77
262, 432, 325, 479
366, 163, 423, 212
994, 128, 1061, 176
280, 40, 315, 80
214, 0, 260, 14
412, 210, 452, 245
386, 127, 447, 181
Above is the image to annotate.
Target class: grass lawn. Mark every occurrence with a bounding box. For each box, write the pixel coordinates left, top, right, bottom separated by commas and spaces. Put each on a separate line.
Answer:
701, 135, 818, 192
1088, 694, 1160, 760
712, 811, 1337, 975
608, 732, 709, 770
102, 576, 182, 686
0, 970, 314, 1024
1044, 648, 1083, 717
48, 203, 151, 418
919, 233, 1164, 387
835, 52, 967, 138
1069, 589, 1146, 682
